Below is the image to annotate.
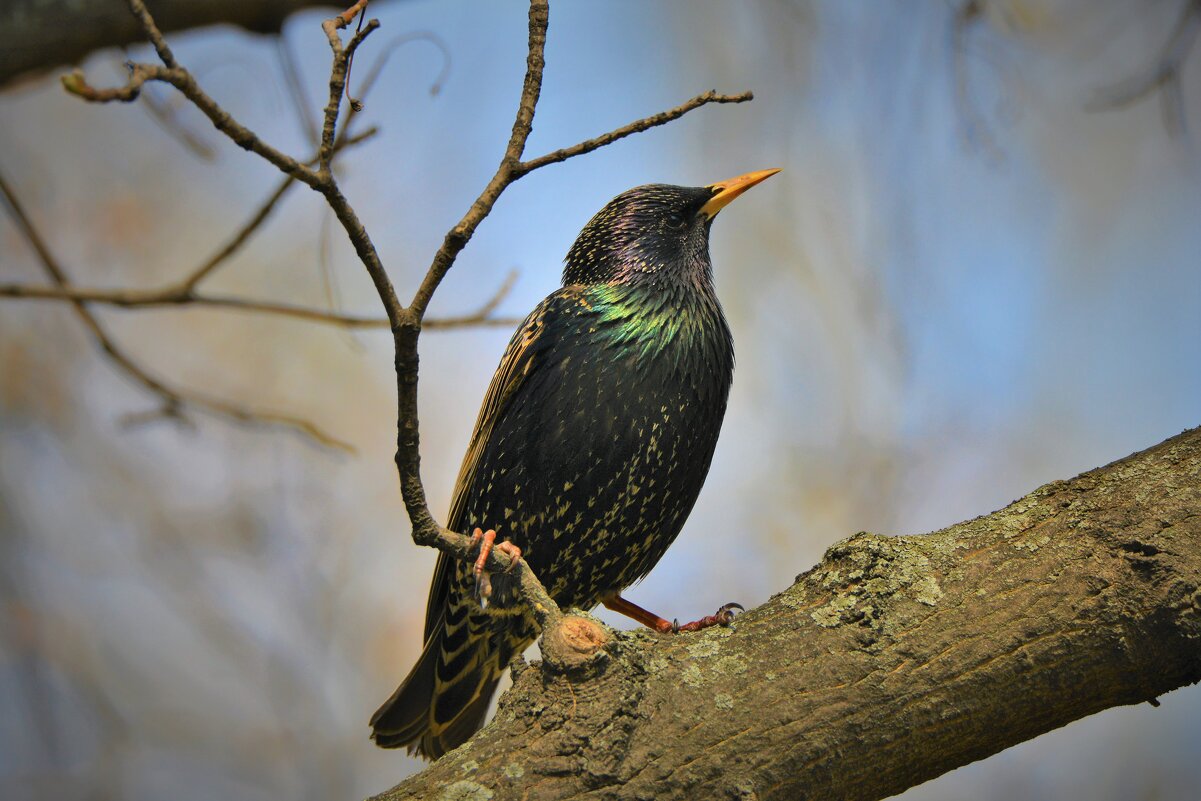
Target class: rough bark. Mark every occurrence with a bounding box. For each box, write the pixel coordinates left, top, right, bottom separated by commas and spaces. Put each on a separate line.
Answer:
0, 0, 379, 88
374, 426, 1201, 801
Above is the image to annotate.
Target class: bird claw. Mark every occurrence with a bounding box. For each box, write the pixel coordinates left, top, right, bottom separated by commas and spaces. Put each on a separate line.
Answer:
469, 527, 523, 609
715, 601, 744, 625
673, 602, 744, 633
476, 570, 493, 606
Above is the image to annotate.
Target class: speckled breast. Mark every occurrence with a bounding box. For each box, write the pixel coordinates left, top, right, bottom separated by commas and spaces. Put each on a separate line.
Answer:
462, 286, 734, 611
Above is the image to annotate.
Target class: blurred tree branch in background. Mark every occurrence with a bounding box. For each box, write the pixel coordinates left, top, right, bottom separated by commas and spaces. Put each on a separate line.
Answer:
953, 0, 1201, 151
0, 0, 394, 89
0, 150, 363, 451
0, 105, 516, 448
1087, 0, 1201, 136
0, 4, 512, 450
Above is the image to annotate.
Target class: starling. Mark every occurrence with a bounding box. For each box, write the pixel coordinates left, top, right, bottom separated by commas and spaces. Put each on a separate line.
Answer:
370, 168, 780, 758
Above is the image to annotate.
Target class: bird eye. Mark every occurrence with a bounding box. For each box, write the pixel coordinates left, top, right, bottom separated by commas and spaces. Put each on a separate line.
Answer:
665, 211, 688, 230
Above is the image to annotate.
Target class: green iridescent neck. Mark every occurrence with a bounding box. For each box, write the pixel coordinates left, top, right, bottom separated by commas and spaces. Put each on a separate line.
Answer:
580, 282, 717, 360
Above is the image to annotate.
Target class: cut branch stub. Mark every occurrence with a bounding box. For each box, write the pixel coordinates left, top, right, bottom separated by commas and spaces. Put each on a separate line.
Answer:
540, 614, 611, 675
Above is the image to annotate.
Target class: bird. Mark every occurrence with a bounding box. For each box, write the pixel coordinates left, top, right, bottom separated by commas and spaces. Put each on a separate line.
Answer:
370, 168, 780, 759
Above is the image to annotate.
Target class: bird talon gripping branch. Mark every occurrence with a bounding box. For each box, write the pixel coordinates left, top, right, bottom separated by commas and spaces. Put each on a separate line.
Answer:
718, 601, 745, 624
673, 602, 745, 634
496, 540, 523, 572
468, 528, 523, 607
372, 169, 780, 758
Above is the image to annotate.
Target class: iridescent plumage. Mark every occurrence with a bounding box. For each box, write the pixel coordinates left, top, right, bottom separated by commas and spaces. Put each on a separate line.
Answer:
371, 172, 777, 758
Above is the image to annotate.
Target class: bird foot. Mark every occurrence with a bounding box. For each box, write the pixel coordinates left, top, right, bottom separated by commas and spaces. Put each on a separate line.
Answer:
603, 595, 743, 634
469, 527, 522, 607
673, 602, 744, 633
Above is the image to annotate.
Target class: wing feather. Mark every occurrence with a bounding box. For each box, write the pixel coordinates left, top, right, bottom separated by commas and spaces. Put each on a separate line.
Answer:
420, 294, 558, 642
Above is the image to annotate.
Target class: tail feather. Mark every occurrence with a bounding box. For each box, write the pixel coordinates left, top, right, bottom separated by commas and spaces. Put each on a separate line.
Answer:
370, 606, 513, 759
369, 624, 442, 750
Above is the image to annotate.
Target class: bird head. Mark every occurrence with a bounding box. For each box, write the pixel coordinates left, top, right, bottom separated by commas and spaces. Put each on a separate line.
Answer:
562, 168, 780, 286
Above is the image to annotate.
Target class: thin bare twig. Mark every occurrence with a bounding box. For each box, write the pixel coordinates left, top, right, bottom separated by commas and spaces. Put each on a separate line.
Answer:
0, 121, 390, 449
517, 90, 754, 175
405, 2, 547, 324
60, 0, 424, 333
391, 0, 551, 562
180, 124, 379, 291
0, 279, 521, 330
420, 268, 521, 329
64, 20, 321, 190
62, 62, 169, 102
134, 76, 216, 160
316, 206, 346, 334
276, 35, 320, 147
0, 168, 352, 452
318, 3, 378, 171
343, 5, 369, 112
182, 172, 298, 291
331, 0, 371, 29
306, 6, 398, 326
353, 31, 452, 101
36, 0, 497, 459
127, 0, 178, 69
0, 283, 387, 325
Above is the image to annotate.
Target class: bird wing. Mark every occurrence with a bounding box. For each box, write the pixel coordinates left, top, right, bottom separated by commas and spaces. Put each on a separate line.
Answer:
421, 292, 561, 642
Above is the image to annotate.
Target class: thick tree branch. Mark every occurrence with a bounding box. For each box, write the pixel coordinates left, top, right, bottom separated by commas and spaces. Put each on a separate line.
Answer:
375, 426, 1201, 801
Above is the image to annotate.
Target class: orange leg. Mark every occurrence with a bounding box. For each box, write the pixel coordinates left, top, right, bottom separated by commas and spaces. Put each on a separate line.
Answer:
603, 594, 743, 634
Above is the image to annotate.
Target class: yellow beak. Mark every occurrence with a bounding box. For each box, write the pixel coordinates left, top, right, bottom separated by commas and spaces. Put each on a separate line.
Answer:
700, 168, 782, 219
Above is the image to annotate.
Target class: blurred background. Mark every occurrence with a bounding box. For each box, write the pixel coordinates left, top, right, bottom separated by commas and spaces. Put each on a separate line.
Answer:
1, 0, 1199, 799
